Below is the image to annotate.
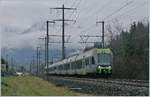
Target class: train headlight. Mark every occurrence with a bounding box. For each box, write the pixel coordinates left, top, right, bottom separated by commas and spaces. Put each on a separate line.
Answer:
108, 66, 111, 69
98, 65, 101, 69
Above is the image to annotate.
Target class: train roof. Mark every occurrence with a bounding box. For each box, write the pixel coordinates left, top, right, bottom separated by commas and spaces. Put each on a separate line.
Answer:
47, 48, 112, 68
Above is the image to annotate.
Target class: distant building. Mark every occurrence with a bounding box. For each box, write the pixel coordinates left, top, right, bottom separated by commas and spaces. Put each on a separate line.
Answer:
16, 72, 23, 76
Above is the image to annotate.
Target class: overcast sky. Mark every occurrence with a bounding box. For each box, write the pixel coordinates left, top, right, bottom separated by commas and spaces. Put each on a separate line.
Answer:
0, 0, 149, 50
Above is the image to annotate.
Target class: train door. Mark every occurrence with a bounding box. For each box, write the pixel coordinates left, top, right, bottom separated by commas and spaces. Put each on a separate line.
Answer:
82, 56, 86, 75
82, 56, 85, 68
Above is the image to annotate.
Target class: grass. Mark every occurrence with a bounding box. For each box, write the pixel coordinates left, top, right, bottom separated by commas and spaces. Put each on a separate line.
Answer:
1, 75, 85, 96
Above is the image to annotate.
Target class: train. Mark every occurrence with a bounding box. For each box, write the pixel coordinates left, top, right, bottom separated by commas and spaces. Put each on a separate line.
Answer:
45, 47, 113, 76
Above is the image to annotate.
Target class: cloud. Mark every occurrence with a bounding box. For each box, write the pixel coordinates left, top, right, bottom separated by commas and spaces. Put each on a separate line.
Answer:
0, 0, 148, 50
2, 30, 45, 49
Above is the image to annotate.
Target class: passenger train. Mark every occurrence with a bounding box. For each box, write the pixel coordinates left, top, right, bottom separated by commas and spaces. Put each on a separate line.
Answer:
45, 48, 113, 76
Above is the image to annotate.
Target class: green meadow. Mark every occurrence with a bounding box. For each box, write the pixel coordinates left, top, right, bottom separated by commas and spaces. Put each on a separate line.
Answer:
1, 76, 84, 96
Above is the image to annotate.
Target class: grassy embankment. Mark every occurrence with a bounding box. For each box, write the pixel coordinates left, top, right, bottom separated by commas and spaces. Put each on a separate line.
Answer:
1, 76, 84, 96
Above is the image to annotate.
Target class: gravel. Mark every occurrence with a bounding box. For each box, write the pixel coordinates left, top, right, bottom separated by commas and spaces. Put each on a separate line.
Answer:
46, 76, 149, 96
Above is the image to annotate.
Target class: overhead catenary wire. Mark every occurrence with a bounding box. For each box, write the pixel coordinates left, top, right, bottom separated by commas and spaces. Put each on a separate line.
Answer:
71, 0, 84, 23
69, 0, 128, 35
65, 0, 78, 19
70, 0, 78, 7
80, 0, 133, 35
106, 1, 148, 23
73, 0, 112, 27
104, 0, 134, 20
67, 0, 82, 19
85, 0, 112, 20
74, 0, 115, 35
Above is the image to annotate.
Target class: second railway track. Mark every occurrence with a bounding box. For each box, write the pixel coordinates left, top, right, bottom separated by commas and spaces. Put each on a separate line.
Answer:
46, 76, 149, 96
60, 77, 149, 87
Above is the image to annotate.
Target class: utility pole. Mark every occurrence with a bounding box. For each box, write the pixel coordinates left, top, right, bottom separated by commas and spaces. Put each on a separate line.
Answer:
39, 37, 47, 69
6, 54, 8, 72
39, 48, 41, 67
96, 21, 105, 48
46, 21, 55, 68
36, 47, 40, 75
36, 47, 38, 75
11, 57, 14, 70
62, 4, 65, 60
45, 37, 47, 68
32, 56, 35, 74
51, 4, 76, 60
30, 61, 32, 73
38, 48, 41, 73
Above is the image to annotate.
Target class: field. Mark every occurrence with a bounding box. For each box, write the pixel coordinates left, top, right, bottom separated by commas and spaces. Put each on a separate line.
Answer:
1, 75, 84, 96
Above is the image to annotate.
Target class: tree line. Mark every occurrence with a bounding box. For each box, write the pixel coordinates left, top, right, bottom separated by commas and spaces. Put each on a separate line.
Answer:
108, 21, 149, 79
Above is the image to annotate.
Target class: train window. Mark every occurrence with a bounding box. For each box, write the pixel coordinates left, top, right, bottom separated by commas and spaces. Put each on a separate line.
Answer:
80, 60, 82, 68
64, 63, 69, 70
63, 64, 65, 70
67, 63, 70, 70
85, 58, 89, 65
75, 61, 78, 69
74, 62, 77, 69
74, 61, 78, 69
60, 65, 63, 70
76, 60, 82, 69
69, 62, 72, 70
58, 65, 62, 71
98, 54, 111, 65
71, 62, 74, 69
91, 57, 95, 64
70, 62, 72, 69
58, 66, 61, 70
64, 64, 66, 70
51, 67, 54, 71
73, 62, 76, 69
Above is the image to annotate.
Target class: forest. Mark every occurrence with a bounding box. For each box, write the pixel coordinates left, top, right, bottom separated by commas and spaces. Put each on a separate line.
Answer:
109, 21, 149, 79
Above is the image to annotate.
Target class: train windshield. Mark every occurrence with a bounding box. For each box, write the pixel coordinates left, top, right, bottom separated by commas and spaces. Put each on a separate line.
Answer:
97, 53, 111, 65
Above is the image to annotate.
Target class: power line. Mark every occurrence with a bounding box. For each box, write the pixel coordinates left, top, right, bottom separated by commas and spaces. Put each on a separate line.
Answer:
76, 1, 114, 34
73, 0, 132, 34
71, 0, 83, 23
106, 1, 148, 22
87, 0, 112, 19
67, 0, 82, 19
70, 0, 78, 7
104, 0, 133, 20
73, 0, 111, 26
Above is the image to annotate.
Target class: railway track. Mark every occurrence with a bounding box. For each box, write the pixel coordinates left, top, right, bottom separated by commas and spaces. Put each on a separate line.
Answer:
49, 76, 149, 87
47, 76, 149, 96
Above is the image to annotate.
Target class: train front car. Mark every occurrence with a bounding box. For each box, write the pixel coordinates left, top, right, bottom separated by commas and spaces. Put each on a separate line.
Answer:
95, 48, 113, 76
